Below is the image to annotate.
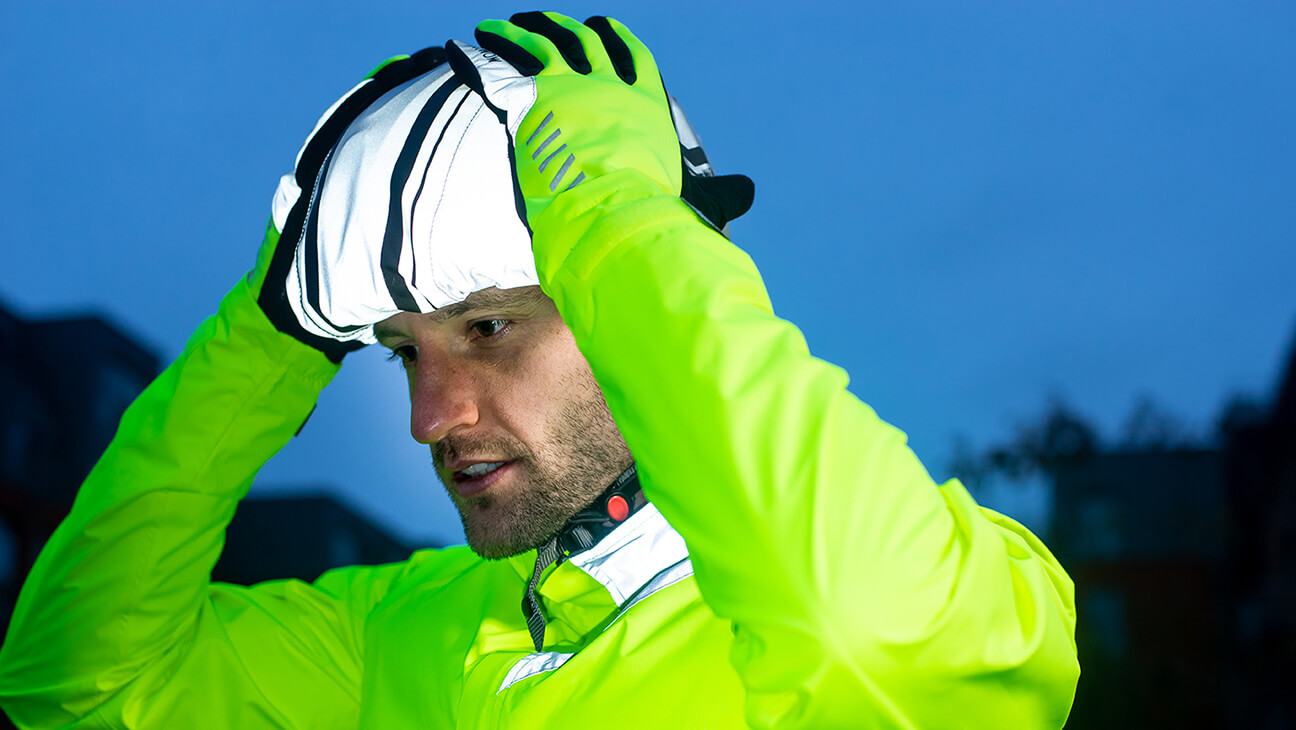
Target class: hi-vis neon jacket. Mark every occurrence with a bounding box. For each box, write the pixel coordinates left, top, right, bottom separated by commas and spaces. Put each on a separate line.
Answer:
0, 169, 1080, 728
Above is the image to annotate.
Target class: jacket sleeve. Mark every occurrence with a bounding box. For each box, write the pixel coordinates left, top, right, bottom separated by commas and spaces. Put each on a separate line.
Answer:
0, 278, 402, 729
532, 170, 1081, 729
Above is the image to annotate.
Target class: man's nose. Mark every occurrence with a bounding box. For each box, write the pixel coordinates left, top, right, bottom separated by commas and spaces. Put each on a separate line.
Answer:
409, 357, 480, 445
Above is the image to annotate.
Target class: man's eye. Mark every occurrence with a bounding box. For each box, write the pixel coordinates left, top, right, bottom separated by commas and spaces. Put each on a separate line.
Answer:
470, 319, 510, 339
385, 345, 417, 366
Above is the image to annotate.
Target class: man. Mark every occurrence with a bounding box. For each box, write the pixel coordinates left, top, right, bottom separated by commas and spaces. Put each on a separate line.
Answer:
0, 13, 1080, 729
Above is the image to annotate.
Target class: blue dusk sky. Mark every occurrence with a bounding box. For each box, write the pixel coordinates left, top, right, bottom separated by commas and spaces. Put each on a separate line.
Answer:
2, 2, 1293, 545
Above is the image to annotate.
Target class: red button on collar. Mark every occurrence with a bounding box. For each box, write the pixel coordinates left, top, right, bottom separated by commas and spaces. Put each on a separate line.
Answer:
606, 494, 630, 522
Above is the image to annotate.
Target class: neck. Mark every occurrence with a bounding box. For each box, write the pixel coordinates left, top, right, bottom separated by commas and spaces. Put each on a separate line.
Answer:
555, 463, 647, 557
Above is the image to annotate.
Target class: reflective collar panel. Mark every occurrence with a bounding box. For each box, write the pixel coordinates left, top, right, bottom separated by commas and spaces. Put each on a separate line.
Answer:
566, 502, 689, 606
521, 466, 689, 651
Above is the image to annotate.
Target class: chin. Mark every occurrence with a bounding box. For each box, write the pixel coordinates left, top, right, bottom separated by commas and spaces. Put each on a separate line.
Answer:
458, 502, 549, 560
466, 540, 527, 561
463, 527, 541, 560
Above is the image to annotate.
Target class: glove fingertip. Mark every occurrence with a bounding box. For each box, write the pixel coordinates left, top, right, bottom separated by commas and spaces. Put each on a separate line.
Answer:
511, 11, 592, 74
583, 16, 636, 85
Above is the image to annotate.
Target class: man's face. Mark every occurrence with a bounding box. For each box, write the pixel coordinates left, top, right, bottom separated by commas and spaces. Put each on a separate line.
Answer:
374, 286, 633, 559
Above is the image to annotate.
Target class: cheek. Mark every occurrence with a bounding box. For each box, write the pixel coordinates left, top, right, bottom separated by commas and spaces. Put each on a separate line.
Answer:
494, 327, 599, 433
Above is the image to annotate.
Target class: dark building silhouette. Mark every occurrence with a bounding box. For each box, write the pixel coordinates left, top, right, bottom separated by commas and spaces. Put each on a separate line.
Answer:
1051, 326, 1296, 729
1219, 330, 1296, 730
1052, 450, 1229, 728
0, 301, 163, 626
214, 492, 417, 585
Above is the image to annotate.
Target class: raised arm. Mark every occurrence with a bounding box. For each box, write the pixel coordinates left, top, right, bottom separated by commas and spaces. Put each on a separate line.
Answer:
540, 175, 1079, 728
0, 260, 409, 727
451, 14, 1080, 728
0, 48, 508, 727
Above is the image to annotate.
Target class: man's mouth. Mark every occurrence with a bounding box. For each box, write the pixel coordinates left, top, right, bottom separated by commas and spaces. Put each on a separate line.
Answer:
450, 459, 516, 497
459, 461, 506, 479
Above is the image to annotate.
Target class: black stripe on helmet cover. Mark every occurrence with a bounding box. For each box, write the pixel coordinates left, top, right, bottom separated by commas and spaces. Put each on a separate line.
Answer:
259, 47, 447, 355
444, 40, 533, 238
405, 91, 475, 295
682, 144, 710, 170
302, 148, 363, 335
379, 76, 466, 312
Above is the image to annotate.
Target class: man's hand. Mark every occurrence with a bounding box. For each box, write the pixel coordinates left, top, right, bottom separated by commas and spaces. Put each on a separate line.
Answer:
447, 12, 683, 227
447, 12, 754, 236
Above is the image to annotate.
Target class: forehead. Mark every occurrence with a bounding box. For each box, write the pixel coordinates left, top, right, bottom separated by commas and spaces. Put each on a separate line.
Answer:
373, 286, 550, 339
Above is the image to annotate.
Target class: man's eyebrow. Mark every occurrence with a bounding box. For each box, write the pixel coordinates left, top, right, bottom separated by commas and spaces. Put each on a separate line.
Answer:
372, 289, 542, 342
431, 299, 479, 322
372, 320, 403, 342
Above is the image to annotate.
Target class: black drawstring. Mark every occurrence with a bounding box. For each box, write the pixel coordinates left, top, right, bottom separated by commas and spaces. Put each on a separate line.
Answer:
522, 537, 561, 652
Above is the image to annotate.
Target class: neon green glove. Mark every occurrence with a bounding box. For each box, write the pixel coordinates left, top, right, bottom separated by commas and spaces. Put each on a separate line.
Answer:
446, 12, 689, 226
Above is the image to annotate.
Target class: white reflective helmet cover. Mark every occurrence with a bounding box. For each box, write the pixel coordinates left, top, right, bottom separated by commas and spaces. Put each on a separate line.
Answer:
272, 63, 535, 344
270, 53, 716, 345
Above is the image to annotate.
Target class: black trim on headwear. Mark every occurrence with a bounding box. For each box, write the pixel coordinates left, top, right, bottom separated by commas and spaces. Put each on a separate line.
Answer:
379, 79, 467, 312
302, 148, 356, 336
445, 40, 534, 239
682, 172, 756, 233
259, 47, 448, 363
682, 145, 710, 170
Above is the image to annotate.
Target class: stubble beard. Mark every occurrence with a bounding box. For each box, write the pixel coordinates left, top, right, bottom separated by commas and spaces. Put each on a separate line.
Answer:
434, 371, 633, 560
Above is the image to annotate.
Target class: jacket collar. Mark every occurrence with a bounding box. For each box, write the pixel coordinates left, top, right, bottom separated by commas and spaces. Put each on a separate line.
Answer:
556, 464, 650, 556
564, 499, 688, 605
552, 464, 688, 605
524, 465, 690, 646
